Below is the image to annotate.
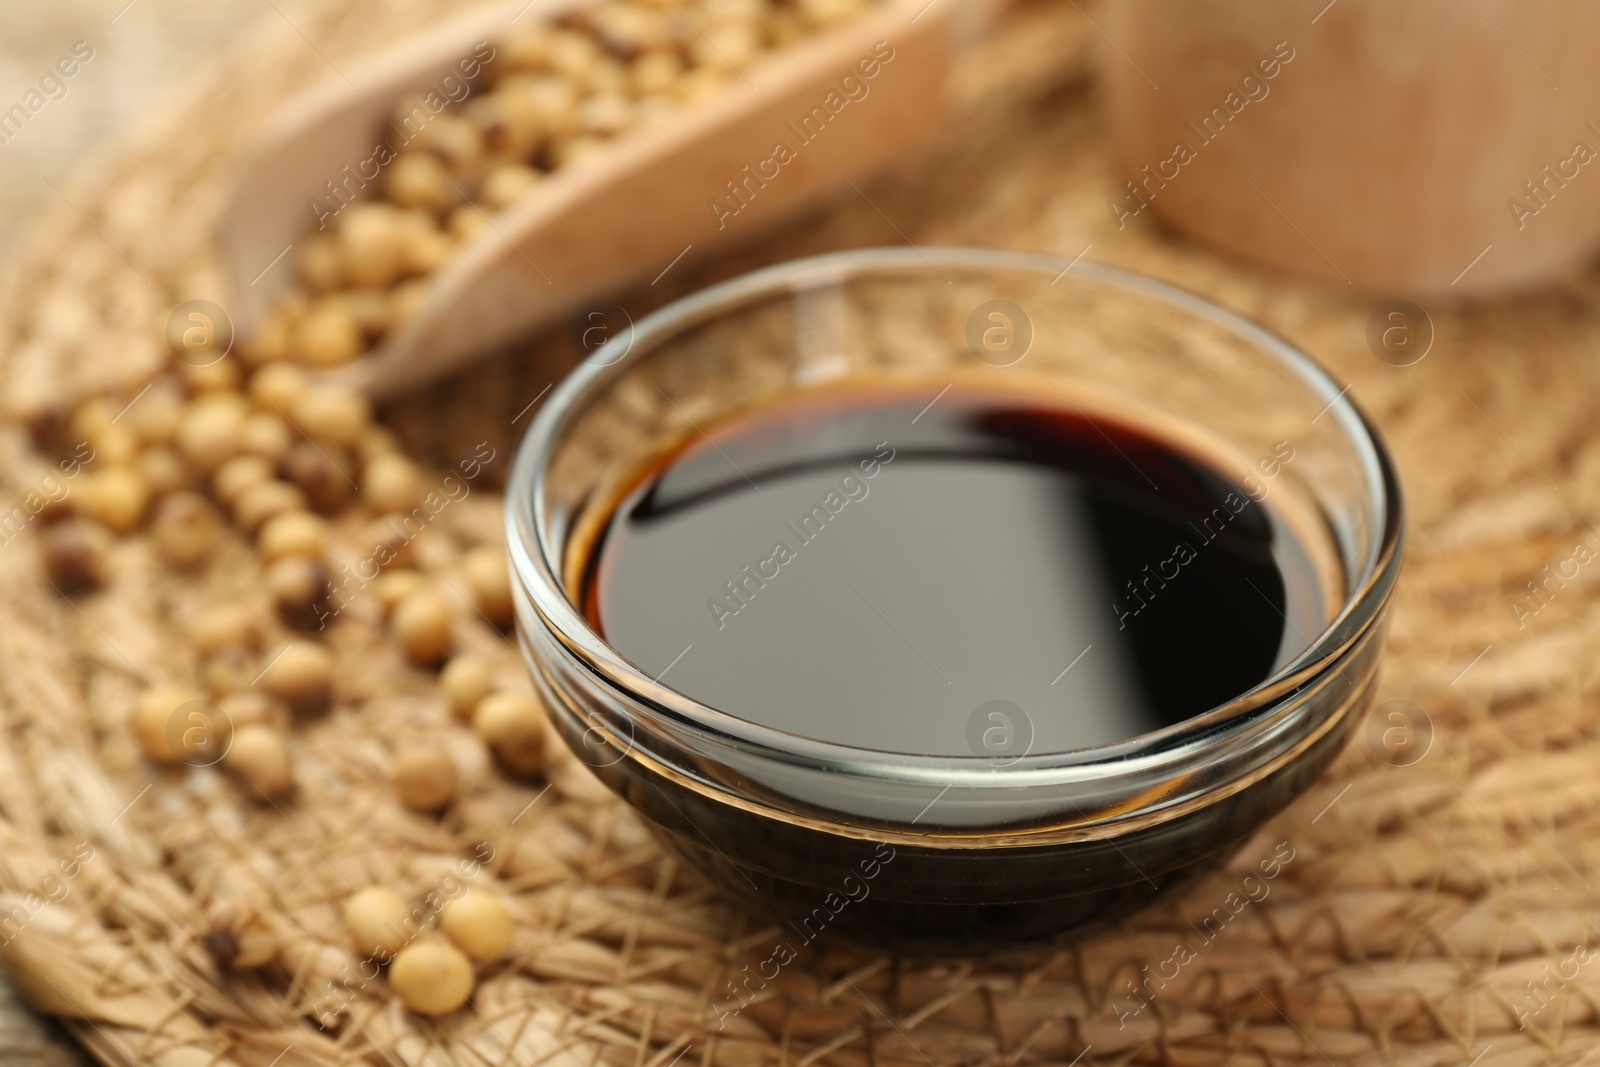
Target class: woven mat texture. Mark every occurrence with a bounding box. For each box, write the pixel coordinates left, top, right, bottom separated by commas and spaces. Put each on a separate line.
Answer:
1, 2, 1599, 1065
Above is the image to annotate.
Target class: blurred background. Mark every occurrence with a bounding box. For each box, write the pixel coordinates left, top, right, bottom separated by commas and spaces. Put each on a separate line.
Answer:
0, 0, 257, 250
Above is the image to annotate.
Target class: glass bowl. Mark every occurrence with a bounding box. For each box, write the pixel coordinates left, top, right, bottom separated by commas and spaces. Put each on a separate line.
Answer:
506, 247, 1404, 956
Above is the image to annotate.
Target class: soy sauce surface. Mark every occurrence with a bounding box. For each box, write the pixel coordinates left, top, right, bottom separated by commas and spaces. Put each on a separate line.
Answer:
584, 385, 1325, 756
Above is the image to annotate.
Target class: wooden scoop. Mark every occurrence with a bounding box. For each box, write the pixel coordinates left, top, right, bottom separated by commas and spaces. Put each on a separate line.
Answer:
221, 0, 986, 400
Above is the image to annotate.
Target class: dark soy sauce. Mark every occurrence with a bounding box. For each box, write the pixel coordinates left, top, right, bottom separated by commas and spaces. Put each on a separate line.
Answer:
583, 383, 1326, 756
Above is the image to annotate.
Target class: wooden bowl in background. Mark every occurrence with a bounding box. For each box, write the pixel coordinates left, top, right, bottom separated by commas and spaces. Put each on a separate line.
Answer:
1102, 0, 1600, 296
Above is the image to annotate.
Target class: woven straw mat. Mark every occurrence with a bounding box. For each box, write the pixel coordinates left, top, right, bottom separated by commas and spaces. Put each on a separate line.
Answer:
1, 1, 1598, 1065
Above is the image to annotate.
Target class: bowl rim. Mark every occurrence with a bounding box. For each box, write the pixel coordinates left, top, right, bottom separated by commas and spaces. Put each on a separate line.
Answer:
506, 246, 1406, 789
